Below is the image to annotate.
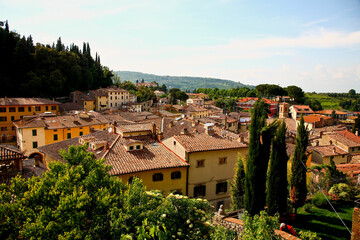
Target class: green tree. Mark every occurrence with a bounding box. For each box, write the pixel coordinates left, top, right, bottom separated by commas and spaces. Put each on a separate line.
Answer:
230, 157, 246, 210
290, 115, 309, 214
286, 85, 305, 103
239, 211, 282, 240
245, 99, 279, 216
348, 89, 356, 97
353, 116, 360, 134
266, 121, 289, 216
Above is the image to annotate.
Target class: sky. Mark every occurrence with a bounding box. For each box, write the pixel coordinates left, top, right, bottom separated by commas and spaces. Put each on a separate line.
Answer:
2, 0, 360, 92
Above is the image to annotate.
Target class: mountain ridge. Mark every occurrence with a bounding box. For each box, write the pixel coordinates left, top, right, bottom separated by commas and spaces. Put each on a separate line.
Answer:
115, 71, 254, 90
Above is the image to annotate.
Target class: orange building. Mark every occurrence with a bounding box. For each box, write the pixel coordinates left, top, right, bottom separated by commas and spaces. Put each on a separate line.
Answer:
0, 98, 60, 144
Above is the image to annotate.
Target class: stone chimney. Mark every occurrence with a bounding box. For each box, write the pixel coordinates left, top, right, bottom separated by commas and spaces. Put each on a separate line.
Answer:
169, 121, 174, 128
329, 140, 333, 145
181, 128, 189, 135
319, 131, 323, 138
205, 126, 215, 136
113, 121, 117, 134
315, 140, 319, 146
152, 122, 157, 139
333, 147, 336, 154
238, 136, 245, 143
157, 132, 164, 141
356, 131, 359, 136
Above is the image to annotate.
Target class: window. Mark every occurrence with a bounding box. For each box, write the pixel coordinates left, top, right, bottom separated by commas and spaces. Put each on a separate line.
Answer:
53, 134, 58, 141
18, 107, 24, 112
46, 106, 48, 111
85, 102, 87, 105
0, 107, 6, 112
0, 117, 7, 122
171, 171, 181, 179
79, 131, 83, 136
11, 126, 14, 130
11, 116, 14, 121
152, 173, 163, 182
194, 185, 206, 197
136, 145, 141, 150
110, 97, 112, 100
216, 182, 228, 194
129, 146, 134, 150
219, 157, 227, 165
67, 133, 71, 139
35, 106, 41, 111
32, 141, 38, 148
51, 106, 56, 110
9, 107, 15, 112
28, 107, 31, 112
196, 160, 205, 168
342, 155, 345, 158
1, 127, 7, 131
53, 129, 57, 132
111, 103, 113, 107
32, 129, 37, 136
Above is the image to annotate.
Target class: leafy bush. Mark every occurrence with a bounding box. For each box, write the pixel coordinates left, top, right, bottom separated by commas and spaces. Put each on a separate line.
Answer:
311, 192, 330, 208
299, 230, 322, 240
240, 211, 282, 240
329, 183, 358, 201
303, 203, 313, 212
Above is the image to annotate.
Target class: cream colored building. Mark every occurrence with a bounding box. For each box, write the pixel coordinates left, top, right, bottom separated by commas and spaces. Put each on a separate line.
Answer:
98, 87, 130, 110
162, 124, 248, 209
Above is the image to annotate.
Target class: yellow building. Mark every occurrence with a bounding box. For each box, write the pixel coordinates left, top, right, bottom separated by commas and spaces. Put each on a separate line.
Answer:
0, 98, 60, 144
38, 123, 189, 195
311, 144, 349, 165
90, 90, 108, 111
70, 91, 96, 111
13, 112, 108, 158
186, 105, 211, 119
162, 124, 248, 209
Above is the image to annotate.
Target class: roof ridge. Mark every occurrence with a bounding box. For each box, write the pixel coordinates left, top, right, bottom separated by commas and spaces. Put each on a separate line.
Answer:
101, 134, 121, 159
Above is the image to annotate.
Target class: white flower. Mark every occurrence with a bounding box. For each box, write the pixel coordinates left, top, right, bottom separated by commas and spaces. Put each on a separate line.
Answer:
186, 219, 190, 224
161, 214, 166, 218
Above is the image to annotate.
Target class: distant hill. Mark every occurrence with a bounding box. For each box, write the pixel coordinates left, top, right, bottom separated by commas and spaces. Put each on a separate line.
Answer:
114, 71, 254, 91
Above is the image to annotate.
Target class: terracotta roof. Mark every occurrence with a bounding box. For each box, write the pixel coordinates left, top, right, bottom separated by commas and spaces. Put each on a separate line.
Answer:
0, 98, 60, 106
0, 145, 27, 161
104, 135, 189, 175
118, 111, 160, 122
187, 105, 209, 112
116, 123, 154, 134
98, 87, 128, 93
238, 97, 277, 104
311, 145, 348, 157
59, 102, 83, 112
162, 118, 206, 140
328, 130, 360, 148
302, 114, 332, 123
102, 114, 133, 124
336, 163, 360, 177
89, 89, 108, 97
38, 131, 118, 163
14, 113, 108, 129
316, 110, 348, 115
173, 131, 247, 153
291, 105, 314, 113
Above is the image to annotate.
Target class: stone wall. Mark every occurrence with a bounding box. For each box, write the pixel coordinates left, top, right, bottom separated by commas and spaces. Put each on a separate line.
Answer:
352, 207, 360, 240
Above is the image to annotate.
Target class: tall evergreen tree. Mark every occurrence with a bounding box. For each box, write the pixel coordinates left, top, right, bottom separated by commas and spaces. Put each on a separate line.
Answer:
290, 115, 309, 214
244, 99, 279, 216
230, 157, 246, 210
266, 121, 288, 216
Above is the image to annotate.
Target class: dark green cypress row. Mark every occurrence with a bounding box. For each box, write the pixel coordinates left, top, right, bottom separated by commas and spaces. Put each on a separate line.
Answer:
266, 121, 288, 216
244, 99, 278, 216
230, 156, 246, 210
290, 115, 309, 214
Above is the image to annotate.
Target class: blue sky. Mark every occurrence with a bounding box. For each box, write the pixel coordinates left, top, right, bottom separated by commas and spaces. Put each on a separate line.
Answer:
2, 0, 360, 92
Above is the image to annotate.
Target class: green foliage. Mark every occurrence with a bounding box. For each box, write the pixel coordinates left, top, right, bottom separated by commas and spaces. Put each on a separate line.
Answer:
290, 115, 309, 212
311, 192, 330, 208
245, 99, 279, 216
303, 203, 313, 212
0, 145, 218, 239
169, 88, 188, 104
0, 24, 112, 97
230, 157, 245, 210
329, 183, 359, 201
286, 85, 305, 103
239, 211, 282, 240
136, 86, 157, 103
353, 116, 360, 134
299, 230, 322, 240
115, 71, 253, 91
266, 121, 288, 216
255, 84, 287, 98
304, 99, 323, 111
210, 225, 238, 240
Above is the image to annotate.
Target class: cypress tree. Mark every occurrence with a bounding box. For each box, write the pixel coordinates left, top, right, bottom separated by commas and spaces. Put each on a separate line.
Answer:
290, 115, 309, 214
230, 156, 246, 210
266, 121, 288, 216
244, 99, 278, 216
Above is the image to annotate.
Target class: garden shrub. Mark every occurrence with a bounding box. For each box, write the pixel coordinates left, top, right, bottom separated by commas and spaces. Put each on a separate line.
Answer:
303, 203, 313, 212
311, 192, 330, 208
329, 183, 358, 201
299, 230, 322, 240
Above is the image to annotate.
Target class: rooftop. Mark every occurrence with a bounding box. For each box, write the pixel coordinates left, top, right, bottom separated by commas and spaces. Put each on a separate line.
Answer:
0, 98, 60, 106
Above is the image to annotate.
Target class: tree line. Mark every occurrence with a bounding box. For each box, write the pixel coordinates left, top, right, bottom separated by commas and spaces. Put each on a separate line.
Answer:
0, 21, 113, 98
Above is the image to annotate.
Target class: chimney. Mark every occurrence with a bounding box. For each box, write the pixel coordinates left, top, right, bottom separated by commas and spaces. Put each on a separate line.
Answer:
105, 142, 110, 150
329, 140, 333, 145
152, 122, 157, 139
90, 127, 94, 133
238, 136, 245, 143
356, 131, 359, 136
157, 132, 164, 141
181, 128, 189, 135
113, 121, 117, 134
205, 126, 215, 136
169, 121, 174, 128
319, 131, 323, 138
315, 140, 319, 146
333, 147, 336, 154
